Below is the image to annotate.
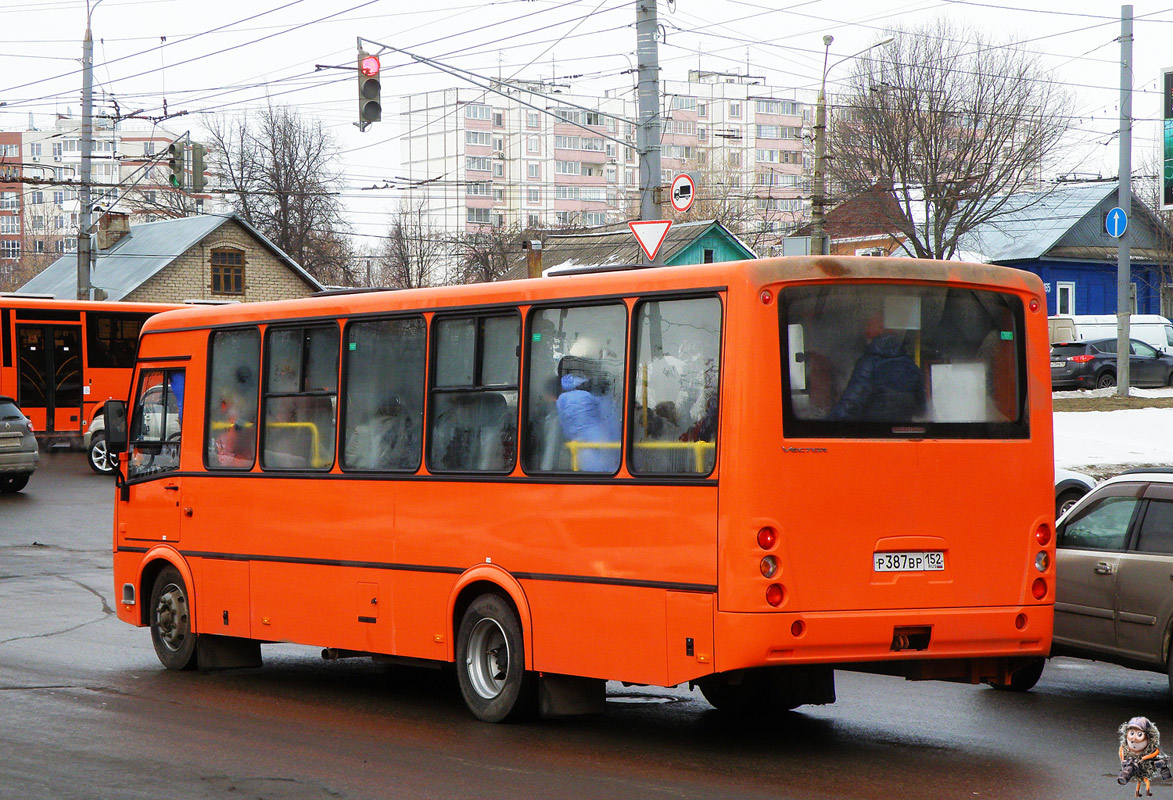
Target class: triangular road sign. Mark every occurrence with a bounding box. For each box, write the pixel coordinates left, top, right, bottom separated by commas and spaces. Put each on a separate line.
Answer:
628, 220, 673, 262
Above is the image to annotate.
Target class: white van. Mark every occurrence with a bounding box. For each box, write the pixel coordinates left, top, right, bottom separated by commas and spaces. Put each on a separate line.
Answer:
1049, 314, 1173, 355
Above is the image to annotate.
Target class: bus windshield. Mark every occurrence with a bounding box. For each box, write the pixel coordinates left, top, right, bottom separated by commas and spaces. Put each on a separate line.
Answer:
781, 283, 1027, 438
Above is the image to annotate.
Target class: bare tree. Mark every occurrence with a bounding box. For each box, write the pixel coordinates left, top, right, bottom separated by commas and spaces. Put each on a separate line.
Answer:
451, 224, 523, 285
828, 19, 1070, 259
372, 200, 448, 289
208, 104, 353, 283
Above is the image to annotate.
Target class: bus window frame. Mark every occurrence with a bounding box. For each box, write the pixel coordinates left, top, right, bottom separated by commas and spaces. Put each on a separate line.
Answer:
777, 282, 1031, 440
203, 325, 262, 472
426, 307, 522, 475
258, 321, 341, 472
520, 298, 630, 478
338, 313, 428, 474
626, 292, 724, 480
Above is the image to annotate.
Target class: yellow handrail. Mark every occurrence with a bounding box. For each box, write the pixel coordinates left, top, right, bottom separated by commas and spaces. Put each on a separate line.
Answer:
211, 419, 326, 467
564, 439, 715, 472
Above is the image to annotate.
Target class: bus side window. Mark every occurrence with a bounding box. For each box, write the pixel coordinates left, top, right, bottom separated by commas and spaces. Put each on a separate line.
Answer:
341, 317, 425, 471
630, 296, 722, 476
523, 303, 626, 474
127, 367, 184, 479
261, 324, 339, 471
206, 328, 260, 470
428, 314, 520, 473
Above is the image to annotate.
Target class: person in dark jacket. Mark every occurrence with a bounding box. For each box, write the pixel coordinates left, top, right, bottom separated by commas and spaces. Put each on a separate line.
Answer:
826, 330, 924, 421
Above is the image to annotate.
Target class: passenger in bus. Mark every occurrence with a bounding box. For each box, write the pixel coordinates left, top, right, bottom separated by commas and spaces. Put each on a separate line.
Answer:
345, 397, 416, 470
212, 366, 256, 467
557, 370, 621, 472
826, 317, 924, 422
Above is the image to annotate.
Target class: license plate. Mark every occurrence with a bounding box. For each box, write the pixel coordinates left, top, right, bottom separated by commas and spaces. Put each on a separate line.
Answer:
1050, 361, 1066, 368
874, 551, 945, 572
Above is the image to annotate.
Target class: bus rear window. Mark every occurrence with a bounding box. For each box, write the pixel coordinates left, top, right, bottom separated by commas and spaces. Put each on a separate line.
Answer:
781, 284, 1027, 439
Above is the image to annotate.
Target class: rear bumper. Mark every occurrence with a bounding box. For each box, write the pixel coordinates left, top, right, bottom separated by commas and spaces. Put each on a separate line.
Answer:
1050, 373, 1094, 390
0, 450, 38, 474
714, 604, 1052, 674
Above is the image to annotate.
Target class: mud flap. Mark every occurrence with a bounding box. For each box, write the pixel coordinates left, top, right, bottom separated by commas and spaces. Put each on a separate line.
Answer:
538, 674, 606, 718
196, 634, 262, 670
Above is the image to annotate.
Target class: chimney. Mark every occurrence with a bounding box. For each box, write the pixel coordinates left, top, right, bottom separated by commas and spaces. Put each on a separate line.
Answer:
96, 212, 130, 250
523, 239, 543, 278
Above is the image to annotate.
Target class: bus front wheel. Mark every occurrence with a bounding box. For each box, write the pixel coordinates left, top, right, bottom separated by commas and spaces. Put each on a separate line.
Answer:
455, 594, 535, 722
150, 566, 198, 670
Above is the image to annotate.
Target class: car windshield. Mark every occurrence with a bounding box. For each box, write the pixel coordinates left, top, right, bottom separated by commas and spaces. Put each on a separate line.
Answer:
0, 401, 22, 420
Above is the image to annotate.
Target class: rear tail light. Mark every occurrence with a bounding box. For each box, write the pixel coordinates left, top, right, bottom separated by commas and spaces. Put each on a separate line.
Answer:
1070, 354, 1095, 363
26, 420, 34, 433
765, 584, 785, 607
1031, 578, 1047, 600
757, 527, 776, 549
1035, 524, 1051, 546
1035, 552, 1049, 572
790, 620, 805, 637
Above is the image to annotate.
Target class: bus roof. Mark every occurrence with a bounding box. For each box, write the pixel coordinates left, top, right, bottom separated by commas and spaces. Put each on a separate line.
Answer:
0, 296, 182, 313
138, 256, 1044, 334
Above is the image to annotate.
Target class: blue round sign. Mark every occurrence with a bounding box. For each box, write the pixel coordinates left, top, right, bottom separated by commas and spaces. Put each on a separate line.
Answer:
1105, 206, 1128, 238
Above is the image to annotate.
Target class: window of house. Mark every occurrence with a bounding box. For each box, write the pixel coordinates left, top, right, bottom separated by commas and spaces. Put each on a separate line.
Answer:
466, 131, 492, 146
261, 324, 339, 471
493, 162, 504, 178
210, 248, 245, 295
527, 213, 540, 227
730, 102, 742, 118
527, 111, 540, 128
527, 136, 540, 154
341, 317, 426, 471
465, 104, 490, 120
1057, 282, 1075, 315
428, 314, 520, 473
493, 112, 504, 127
527, 162, 540, 180
698, 102, 708, 118
527, 188, 540, 204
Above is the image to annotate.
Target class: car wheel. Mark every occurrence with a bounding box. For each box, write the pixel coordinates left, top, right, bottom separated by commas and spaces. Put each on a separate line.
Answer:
0, 474, 30, 493
1056, 488, 1086, 519
455, 594, 536, 722
87, 432, 117, 475
1167, 370, 1173, 387
1095, 371, 1117, 389
988, 658, 1045, 692
150, 566, 198, 670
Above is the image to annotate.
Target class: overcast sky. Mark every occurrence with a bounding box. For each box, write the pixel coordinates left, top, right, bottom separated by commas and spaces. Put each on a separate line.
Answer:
0, 0, 1169, 247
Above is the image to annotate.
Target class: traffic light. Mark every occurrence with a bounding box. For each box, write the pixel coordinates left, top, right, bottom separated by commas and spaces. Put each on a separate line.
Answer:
166, 142, 184, 189
357, 50, 381, 131
190, 143, 207, 193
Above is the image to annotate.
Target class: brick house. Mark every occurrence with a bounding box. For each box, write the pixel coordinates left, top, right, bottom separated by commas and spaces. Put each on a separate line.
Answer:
18, 213, 322, 301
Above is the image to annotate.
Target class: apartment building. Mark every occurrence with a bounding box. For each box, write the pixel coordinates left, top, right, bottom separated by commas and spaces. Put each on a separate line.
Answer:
400, 71, 807, 250
0, 115, 202, 284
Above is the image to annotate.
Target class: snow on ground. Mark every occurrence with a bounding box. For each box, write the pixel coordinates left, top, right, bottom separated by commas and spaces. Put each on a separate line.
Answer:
1054, 387, 1173, 477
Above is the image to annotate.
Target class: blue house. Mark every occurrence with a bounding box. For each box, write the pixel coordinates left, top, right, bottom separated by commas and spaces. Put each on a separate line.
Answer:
960, 182, 1173, 316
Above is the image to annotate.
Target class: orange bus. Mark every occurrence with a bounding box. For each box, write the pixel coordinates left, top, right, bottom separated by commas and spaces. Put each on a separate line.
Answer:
106, 256, 1055, 722
0, 297, 178, 464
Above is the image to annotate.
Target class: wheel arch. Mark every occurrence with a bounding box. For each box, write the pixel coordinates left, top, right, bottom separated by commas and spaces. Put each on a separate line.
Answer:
447, 566, 533, 670
136, 546, 196, 628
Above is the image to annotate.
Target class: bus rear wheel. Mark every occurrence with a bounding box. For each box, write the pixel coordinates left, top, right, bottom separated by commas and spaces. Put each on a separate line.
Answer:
455, 594, 535, 722
150, 566, 198, 670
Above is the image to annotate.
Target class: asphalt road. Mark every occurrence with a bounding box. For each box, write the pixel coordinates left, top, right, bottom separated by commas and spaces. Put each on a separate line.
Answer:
2, 454, 1170, 800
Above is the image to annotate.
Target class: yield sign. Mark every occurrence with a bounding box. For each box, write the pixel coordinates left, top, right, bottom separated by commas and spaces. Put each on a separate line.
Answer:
629, 220, 673, 261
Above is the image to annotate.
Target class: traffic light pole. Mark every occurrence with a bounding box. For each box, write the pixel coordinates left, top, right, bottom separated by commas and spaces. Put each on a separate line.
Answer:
77, 13, 95, 301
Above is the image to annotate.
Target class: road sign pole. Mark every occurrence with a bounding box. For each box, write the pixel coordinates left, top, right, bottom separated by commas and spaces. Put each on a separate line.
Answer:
1116, 4, 1133, 396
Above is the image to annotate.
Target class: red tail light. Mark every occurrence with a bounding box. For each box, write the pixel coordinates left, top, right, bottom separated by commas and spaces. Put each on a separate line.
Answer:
1069, 354, 1095, 363
1035, 524, 1051, 546
765, 584, 785, 607
757, 527, 776, 549
1031, 578, 1047, 600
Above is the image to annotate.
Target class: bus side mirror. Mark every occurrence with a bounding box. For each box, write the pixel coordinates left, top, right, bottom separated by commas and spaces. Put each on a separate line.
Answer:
104, 400, 128, 453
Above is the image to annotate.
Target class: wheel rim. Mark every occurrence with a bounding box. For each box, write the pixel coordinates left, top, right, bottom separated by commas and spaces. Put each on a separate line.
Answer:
465, 617, 509, 700
90, 439, 111, 472
154, 582, 189, 653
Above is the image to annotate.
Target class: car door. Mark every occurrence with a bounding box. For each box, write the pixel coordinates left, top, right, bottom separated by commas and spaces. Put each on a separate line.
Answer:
1054, 482, 1145, 655
1115, 484, 1173, 667
1129, 340, 1164, 386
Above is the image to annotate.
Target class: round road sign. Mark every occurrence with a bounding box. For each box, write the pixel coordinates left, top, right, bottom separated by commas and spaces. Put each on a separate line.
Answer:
670, 174, 696, 213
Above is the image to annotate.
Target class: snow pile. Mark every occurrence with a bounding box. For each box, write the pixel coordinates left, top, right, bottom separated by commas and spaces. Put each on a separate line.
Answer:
1054, 388, 1173, 477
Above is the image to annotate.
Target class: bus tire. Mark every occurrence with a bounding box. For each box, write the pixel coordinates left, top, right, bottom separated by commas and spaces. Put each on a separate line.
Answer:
149, 566, 198, 671
455, 594, 536, 722
988, 658, 1044, 691
87, 432, 117, 475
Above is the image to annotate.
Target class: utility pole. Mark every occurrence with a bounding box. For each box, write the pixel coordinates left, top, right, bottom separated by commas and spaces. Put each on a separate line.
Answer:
635, 0, 662, 264
76, 6, 96, 301
1115, 4, 1133, 396
810, 36, 833, 258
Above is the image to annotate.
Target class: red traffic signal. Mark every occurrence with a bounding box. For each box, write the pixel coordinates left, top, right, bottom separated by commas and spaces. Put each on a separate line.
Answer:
360, 55, 380, 77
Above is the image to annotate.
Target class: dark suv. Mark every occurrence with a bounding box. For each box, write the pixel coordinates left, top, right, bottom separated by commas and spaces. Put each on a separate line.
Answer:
1051, 338, 1173, 390
0, 396, 38, 493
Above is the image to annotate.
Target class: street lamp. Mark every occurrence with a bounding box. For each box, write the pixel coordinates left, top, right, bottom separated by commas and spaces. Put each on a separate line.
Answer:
810, 35, 894, 256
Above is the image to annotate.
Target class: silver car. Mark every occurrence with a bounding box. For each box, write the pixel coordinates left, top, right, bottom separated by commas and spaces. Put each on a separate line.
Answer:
0, 396, 39, 493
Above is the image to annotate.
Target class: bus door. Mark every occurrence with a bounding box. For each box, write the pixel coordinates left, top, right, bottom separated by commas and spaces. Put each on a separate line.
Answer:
123, 367, 187, 545
16, 324, 83, 434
